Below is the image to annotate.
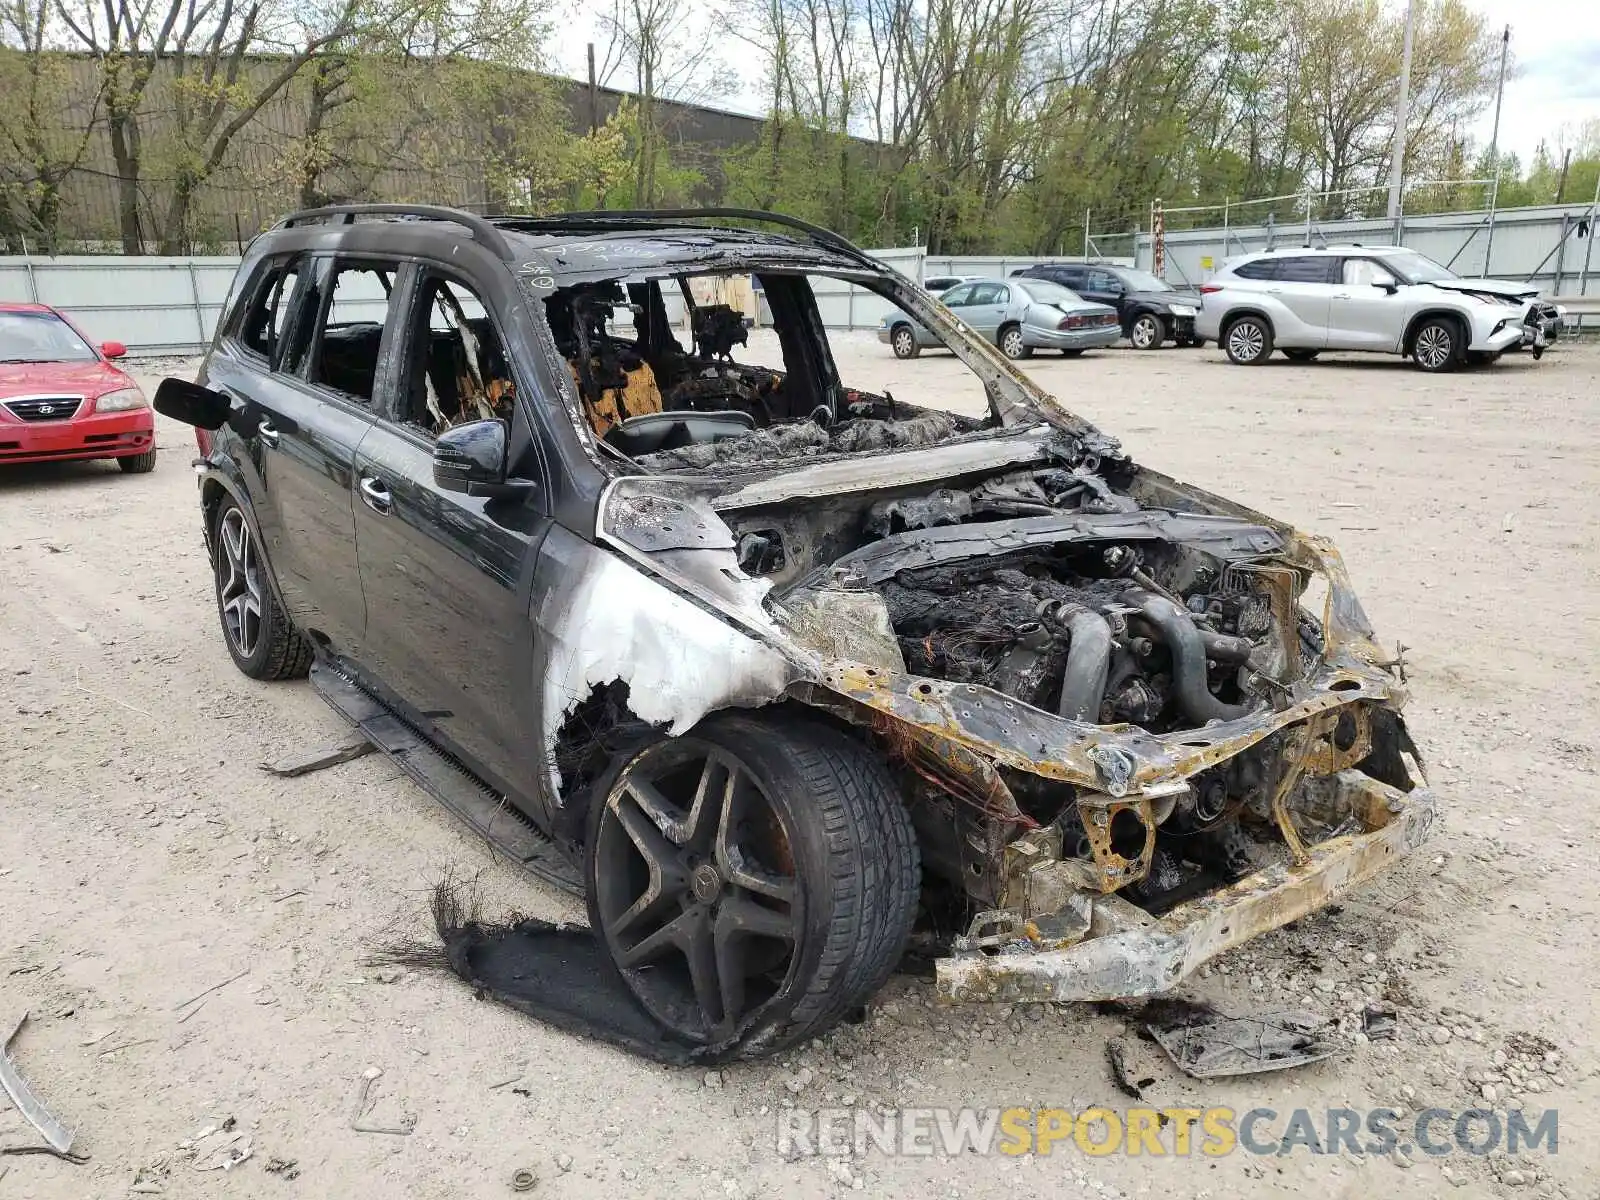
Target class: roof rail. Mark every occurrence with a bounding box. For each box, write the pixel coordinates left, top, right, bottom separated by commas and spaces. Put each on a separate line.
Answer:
274, 204, 515, 261
490, 208, 878, 268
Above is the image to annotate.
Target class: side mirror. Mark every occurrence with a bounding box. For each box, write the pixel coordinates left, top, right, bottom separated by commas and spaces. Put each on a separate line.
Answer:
153, 377, 232, 430
101, 340, 127, 359
1371, 274, 1399, 294
434, 419, 535, 499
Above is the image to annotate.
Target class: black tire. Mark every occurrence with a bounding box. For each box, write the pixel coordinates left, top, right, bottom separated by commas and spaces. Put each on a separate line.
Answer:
117, 447, 157, 473
999, 324, 1032, 359
1061, 349, 1085, 357
1410, 317, 1461, 372
1282, 349, 1320, 363
586, 712, 920, 1059
889, 324, 919, 359
1223, 314, 1273, 365
211, 498, 313, 680
1128, 312, 1165, 350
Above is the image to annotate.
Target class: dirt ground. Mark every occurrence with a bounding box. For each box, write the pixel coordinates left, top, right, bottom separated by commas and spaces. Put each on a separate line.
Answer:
2, 334, 1598, 1200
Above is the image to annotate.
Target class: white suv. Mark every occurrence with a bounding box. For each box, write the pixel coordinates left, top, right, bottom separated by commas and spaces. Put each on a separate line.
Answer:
1195, 246, 1542, 371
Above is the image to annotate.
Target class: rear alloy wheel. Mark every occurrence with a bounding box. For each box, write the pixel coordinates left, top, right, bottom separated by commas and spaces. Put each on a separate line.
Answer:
1411, 319, 1461, 372
587, 714, 919, 1057
1224, 315, 1273, 365
999, 325, 1031, 359
213, 500, 313, 680
890, 324, 919, 359
117, 447, 157, 473
1282, 349, 1320, 363
1129, 313, 1164, 350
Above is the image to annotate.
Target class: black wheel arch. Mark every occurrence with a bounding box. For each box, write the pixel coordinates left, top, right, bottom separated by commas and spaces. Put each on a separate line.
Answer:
1402, 309, 1468, 355
198, 467, 292, 614
1221, 308, 1276, 339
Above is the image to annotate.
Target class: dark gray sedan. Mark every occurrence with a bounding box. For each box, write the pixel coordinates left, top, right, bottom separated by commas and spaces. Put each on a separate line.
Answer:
878, 277, 1121, 360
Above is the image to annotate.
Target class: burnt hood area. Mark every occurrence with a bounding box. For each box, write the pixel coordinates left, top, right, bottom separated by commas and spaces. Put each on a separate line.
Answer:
726, 448, 1315, 745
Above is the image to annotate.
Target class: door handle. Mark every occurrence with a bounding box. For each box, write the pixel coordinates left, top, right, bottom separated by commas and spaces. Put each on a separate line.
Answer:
256, 417, 280, 446
1332, 292, 1352, 299
1265, 288, 1284, 295
359, 475, 393, 514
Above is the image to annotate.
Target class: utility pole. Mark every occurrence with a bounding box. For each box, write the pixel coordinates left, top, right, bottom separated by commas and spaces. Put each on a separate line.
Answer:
1484, 25, 1510, 275
586, 42, 599, 136
1487, 25, 1510, 169
1386, 0, 1416, 220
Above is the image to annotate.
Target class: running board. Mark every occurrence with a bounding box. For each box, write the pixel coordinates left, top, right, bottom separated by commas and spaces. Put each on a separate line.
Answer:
309, 658, 583, 896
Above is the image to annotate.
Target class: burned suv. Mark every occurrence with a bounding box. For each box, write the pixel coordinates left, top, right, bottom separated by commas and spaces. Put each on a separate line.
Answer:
158, 205, 1434, 1061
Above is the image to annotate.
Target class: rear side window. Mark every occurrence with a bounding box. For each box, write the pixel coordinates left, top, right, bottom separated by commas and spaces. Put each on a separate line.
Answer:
236, 258, 301, 362
1232, 259, 1279, 280
1273, 256, 1337, 284
288, 259, 400, 403
1033, 265, 1083, 289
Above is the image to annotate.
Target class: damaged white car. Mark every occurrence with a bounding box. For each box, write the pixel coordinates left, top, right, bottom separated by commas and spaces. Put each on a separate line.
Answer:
156, 205, 1435, 1062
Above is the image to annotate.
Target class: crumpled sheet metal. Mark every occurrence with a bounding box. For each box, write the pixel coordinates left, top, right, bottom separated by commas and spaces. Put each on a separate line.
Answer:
820, 659, 1399, 798
935, 776, 1437, 1004
1142, 1003, 1337, 1078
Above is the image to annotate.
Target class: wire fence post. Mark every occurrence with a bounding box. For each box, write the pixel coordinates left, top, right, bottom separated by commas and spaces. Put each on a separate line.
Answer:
1303, 191, 1312, 246
186, 260, 208, 346
20, 236, 41, 301
1483, 171, 1500, 277
1577, 173, 1599, 332
1083, 208, 1090, 259
1151, 199, 1165, 277
1553, 213, 1569, 295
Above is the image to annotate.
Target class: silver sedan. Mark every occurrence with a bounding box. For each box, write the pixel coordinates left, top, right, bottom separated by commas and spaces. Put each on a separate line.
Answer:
878, 277, 1121, 360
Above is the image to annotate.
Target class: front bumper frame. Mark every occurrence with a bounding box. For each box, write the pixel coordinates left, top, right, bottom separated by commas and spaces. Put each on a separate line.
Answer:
936, 773, 1437, 1003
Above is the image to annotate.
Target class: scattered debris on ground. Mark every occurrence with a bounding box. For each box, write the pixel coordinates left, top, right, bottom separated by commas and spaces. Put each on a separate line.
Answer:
1125, 998, 1337, 1078
0, 1012, 78, 1159
260, 738, 376, 777
349, 1068, 416, 1135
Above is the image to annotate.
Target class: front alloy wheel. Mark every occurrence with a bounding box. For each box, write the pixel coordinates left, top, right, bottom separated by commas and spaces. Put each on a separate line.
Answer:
1411, 319, 1460, 372
592, 741, 801, 1044
211, 499, 313, 680
217, 507, 263, 660
587, 715, 920, 1057
1129, 313, 1164, 350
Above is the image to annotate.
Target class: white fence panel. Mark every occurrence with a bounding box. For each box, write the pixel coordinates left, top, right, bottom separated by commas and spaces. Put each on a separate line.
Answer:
0, 255, 243, 355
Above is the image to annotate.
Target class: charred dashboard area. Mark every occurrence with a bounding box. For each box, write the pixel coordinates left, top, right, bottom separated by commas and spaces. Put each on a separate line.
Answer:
544, 272, 989, 472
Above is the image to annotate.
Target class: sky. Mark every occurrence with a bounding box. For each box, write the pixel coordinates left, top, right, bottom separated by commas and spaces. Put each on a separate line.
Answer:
548, 0, 1600, 172
1463, 0, 1600, 165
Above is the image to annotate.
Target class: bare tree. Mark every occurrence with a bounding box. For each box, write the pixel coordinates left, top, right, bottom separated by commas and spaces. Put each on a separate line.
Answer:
55, 0, 369, 250
597, 0, 724, 205
0, 0, 105, 250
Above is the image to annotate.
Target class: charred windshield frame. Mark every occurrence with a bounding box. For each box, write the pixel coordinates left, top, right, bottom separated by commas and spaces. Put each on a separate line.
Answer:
525, 261, 1098, 478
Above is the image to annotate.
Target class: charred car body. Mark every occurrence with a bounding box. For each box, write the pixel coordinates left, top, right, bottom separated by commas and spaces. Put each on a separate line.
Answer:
158, 206, 1434, 1059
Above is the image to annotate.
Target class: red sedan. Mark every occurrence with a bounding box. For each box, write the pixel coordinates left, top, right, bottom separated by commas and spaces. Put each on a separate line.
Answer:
0, 302, 156, 472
